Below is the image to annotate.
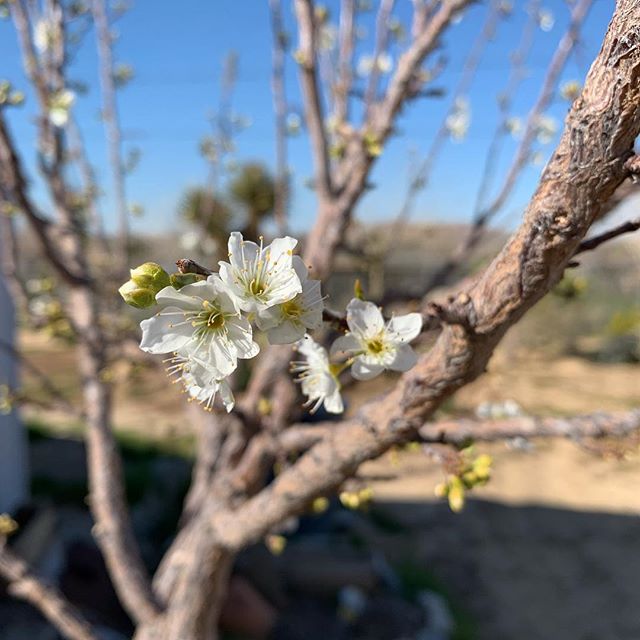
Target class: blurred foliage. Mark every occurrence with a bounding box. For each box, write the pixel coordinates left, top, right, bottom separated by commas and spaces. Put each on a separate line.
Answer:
228, 162, 275, 238
178, 162, 275, 258
179, 187, 233, 247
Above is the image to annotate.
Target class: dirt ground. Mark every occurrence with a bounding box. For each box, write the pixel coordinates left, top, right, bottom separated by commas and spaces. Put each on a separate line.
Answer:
17, 331, 640, 639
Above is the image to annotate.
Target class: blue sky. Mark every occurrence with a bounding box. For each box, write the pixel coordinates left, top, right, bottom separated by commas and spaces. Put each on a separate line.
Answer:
0, 0, 615, 235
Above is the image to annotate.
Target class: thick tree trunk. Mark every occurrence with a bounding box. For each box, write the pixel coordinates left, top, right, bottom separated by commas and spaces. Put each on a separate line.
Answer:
134, 546, 234, 640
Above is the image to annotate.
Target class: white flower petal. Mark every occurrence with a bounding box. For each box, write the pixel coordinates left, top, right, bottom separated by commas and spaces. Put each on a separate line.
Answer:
292, 255, 308, 283
255, 306, 281, 331
269, 236, 298, 261
386, 313, 422, 343
351, 359, 384, 381
155, 285, 204, 310
346, 298, 384, 338
330, 334, 362, 358
267, 320, 305, 345
219, 380, 235, 412
389, 344, 418, 372
226, 318, 260, 359
139, 310, 193, 353
207, 337, 238, 377
324, 388, 344, 414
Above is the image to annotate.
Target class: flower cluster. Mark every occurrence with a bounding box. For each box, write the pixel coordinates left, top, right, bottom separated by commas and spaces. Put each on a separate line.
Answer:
124, 232, 422, 415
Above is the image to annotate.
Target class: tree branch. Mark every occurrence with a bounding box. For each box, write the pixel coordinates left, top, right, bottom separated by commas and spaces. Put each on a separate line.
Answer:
294, 0, 333, 198
363, 0, 396, 113
206, 0, 640, 550
419, 409, 640, 445
269, 0, 290, 234
0, 543, 99, 640
575, 216, 640, 254
0, 113, 88, 286
92, 0, 129, 267
335, 0, 356, 125
424, 0, 594, 293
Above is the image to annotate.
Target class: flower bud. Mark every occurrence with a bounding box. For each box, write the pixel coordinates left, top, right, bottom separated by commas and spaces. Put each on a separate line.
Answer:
0, 513, 18, 536
129, 262, 170, 293
118, 279, 156, 309
447, 476, 465, 513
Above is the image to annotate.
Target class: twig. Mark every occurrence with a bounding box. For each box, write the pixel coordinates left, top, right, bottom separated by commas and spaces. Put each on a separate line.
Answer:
176, 258, 214, 277
424, 0, 594, 293
478, 0, 594, 222
473, 0, 541, 216
363, 0, 396, 113
0, 543, 99, 640
335, 0, 356, 124
576, 217, 640, 254
203, 0, 640, 550
294, 0, 333, 198
269, 0, 290, 234
0, 209, 30, 315
391, 0, 505, 229
92, 0, 129, 267
419, 409, 640, 444
0, 338, 82, 418
0, 113, 88, 286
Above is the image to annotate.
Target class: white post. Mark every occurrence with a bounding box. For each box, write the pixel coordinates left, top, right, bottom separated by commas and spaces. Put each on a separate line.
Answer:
0, 263, 29, 513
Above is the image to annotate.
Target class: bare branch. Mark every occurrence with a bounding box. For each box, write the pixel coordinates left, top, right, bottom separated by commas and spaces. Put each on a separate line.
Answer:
473, 0, 541, 215
0, 113, 88, 286
0, 338, 82, 418
576, 217, 640, 254
294, 0, 333, 198
335, 0, 356, 124
420, 409, 640, 445
269, 0, 290, 233
0, 210, 30, 315
478, 0, 594, 222
390, 0, 505, 233
176, 258, 214, 277
0, 543, 99, 640
424, 0, 594, 293
206, 0, 640, 550
363, 0, 396, 113
92, 0, 129, 266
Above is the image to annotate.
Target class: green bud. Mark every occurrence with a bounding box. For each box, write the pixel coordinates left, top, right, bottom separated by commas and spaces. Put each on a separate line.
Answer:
363, 131, 382, 157
354, 278, 365, 300
447, 476, 465, 513
129, 262, 170, 293
118, 280, 156, 309
170, 272, 205, 289
462, 470, 478, 487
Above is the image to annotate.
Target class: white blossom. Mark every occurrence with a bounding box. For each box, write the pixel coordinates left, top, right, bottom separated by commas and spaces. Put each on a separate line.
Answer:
445, 97, 470, 141
535, 114, 557, 144
218, 232, 302, 314
48, 89, 75, 127
34, 17, 58, 53
356, 52, 392, 77
505, 116, 522, 137
139, 275, 259, 378
166, 353, 234, 412
331, 298, 422, 380
256, 257, 324, 345
560, 80, 581, 102
292, 335, 343, 414
538, 8, 554, 32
